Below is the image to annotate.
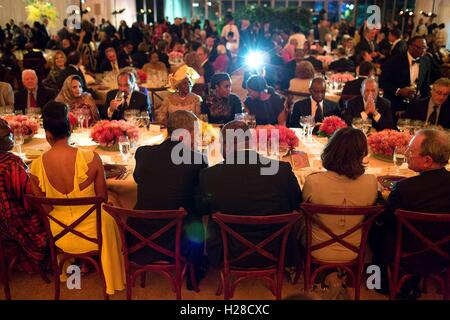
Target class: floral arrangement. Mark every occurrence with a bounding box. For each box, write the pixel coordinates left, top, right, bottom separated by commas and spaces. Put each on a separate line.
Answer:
317, 116, 348, 137
1, 115, 39, 138
329, 73, 355, 82
136, 69, 147, 83
316, 55, 334, 64
368, 129, 412, 156
24, 0, 59, 28
68, 112, 77, 130
90, 120, 139, 147
256, 125, 299, 151
168, 51, 184, 64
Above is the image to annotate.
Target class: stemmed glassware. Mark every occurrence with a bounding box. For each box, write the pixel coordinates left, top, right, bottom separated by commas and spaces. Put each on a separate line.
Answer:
352, 117, 371, 135
393, 146, 406, 174
13, 131, 24, 158
245, 114, 257, 129
118, 135, 131, 163
299, 115, 315, 142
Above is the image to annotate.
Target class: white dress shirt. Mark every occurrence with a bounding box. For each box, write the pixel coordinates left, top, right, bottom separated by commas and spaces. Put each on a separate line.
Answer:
407, 51, 420, 86
310, 97, 323, 119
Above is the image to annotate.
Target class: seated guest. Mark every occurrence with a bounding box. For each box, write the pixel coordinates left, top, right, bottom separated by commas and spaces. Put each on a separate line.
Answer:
322, 33, 337, 53
303, 127, 378, 263
155, 65, 202, 125
117, 41, 133, 67
288, 61, 315, 94
328, 47, 356, 73
343, 78, 395, 131
199, 120, 302, 268
0, 119, 47, 273
99, 47, 128, 73
0, 81, 14, 109
56, 51, 89, 92
289, 77, 339, 127
42, 50, 67, 90
142, 51, 168, 75
212, 44, 229, 73
244, 75, 287, 125
131, 42, 149, 69
201, 73, 242, 124
341, 61, 375, 97
156, 40, 171, 70
407, 77, 450, 128
370, 129, 450, 299
55, 75, 100, 124
104, 69, 150, 120
29, 101, 125, 295
196, 46, 215, 87
14, 69, 56, 114
131, 110, 207, 286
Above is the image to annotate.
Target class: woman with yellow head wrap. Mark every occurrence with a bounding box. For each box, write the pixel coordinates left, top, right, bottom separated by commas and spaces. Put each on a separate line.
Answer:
155, 65, 203, 125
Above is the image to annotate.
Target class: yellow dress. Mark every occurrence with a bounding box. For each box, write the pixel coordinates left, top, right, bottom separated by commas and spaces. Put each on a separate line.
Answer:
30, 148, 125, 295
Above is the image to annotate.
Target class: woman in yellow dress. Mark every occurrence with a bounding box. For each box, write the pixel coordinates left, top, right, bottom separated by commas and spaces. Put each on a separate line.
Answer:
29, 101, 125, 295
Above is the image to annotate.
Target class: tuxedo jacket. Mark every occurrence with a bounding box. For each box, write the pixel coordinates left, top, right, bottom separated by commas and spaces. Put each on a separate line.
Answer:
373, 168, 450, 275
103, 89, 150, 120
342, 96, 396, 131
14, 86, 56, 113
328, 58, 355, 73
198, 150, 302, 268
289, 98, 340, 128
379, 52, 431, 112
98, 57, 128, 73
406, 97, 450, 129
389, 40, 407, 58
341, 77, 366, 97
127, 139, 207, 265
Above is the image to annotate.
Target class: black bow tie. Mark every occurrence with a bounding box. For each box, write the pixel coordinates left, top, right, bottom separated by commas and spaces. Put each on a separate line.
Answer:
412, 59, 421, 65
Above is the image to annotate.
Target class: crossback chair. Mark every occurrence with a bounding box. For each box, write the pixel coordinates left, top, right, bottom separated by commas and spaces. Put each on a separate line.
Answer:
295, 203, 384, 299
0, 237, 50, 300
212, 212, 302, 300
103, 205, 198, 300
26, 195, 107, 300
390, 210, 450, 300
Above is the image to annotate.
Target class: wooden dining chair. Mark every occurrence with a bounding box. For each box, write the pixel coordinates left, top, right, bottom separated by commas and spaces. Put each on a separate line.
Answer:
295, 203, 384, 300
390, 209, 450, 300
26, 195, 107, 300
212, 212, 302, 300
103, 204, 198, 300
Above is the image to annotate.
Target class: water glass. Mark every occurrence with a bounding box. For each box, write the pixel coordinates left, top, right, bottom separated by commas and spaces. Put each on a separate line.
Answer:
13, 132, 25, 157
299, 116, 311, 140
393, 146, 406, 173
397, 118, 411, 133
246, 114, 257, 129
234, 113, 248, 122
118, 136, 131, 162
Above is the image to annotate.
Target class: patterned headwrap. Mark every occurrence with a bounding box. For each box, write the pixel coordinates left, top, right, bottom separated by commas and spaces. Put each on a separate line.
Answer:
168, 64, 200, 93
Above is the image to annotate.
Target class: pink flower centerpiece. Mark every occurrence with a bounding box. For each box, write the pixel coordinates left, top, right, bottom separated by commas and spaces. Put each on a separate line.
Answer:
90, 120, 139, 148
317, 116, 348, 137
329, 73, 355, 82
256, 125, 299, 152
1, 115, 39, 139
136, 69, 147, 83
368, 129, 412, 161
68, 112, 77, 131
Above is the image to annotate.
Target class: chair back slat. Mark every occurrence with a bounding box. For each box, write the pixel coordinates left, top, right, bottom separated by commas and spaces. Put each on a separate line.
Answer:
212, 212, 302, 268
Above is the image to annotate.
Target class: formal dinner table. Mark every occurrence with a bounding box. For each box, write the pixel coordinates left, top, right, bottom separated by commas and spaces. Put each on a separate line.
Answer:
17, 126, 424, 211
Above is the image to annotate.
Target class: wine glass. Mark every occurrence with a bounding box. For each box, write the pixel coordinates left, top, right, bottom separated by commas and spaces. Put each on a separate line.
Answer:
393, 146, 406, 174
118, 135, 131, 162
397, 118, 411, 133
361, 117, 371, 135
114, 90, 126, 106
234, 113, 247, 122
4, 106, 14, 115
13, 131, 25, 158
306, 116, 315, 141
299, 116, 311, 140
246, 114, 257, 129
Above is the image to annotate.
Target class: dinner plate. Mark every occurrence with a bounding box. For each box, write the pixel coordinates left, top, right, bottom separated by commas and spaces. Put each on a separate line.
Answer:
103, 163, 127, 179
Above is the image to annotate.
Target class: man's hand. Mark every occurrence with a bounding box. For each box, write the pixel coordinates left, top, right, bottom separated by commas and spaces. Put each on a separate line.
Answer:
365, 94, 376, 115
109, 99, 123, 112
397, 87, 416, 98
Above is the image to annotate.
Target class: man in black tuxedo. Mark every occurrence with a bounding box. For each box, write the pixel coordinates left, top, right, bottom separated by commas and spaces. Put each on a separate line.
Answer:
388, 28, 407, 59
199, 120, 302, 268
99, 47, 128, 73
289, 78, 340, 128
407, 77, 450, 129
342, 78, 395, 131
355, 27, 378, 57
196, 46, 215, 88
370, 129, 450, 298
117, 41, 134, 67
130, 110, 207, 286
103, 70, 150, 120
379, 36, 431, 115
14, 69, 55, 114
328, 47, 356, 73
340, 61, 375, 98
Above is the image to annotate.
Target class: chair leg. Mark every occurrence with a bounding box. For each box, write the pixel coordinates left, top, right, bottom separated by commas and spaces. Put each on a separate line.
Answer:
276, 271, 284, 300
140, 272, 146, 288
445, 269, 450, 300
126, 276, 133, 300
1, 268, 11, 300
216, 272, 223, 296
354, 272, 361, 300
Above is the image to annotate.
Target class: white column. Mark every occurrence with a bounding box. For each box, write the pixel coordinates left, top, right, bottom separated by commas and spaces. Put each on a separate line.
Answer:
205, 0, 209, 20
154, 0, 157, 22
232, 0, 235, 12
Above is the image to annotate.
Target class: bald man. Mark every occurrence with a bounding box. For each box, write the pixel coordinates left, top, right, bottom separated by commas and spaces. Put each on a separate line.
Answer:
14, 69, 56, 114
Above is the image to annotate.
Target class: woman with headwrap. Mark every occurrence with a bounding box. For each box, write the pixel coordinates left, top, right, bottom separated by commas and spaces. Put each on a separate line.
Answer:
55, 75, 100, 125
0, 118, 48, 273
155, 65, 202, 125
201, 73, 243, 124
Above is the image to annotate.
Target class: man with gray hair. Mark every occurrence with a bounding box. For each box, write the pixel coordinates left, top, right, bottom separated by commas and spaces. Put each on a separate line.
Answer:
370, 129, 450, 299
198, 120, 302, 268
343, 78, 395, 131
14, 69, 55, 114
131, 110, 207, 289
